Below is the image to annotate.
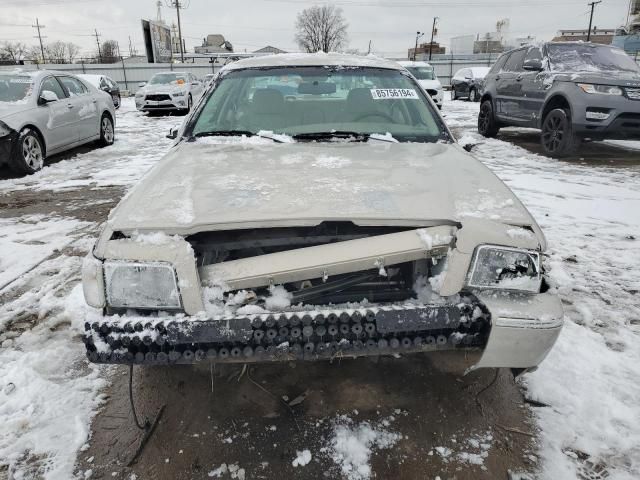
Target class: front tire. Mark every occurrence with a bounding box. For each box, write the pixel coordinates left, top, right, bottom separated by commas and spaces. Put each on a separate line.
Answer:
469, 87, 478, 102
98, 113, 115, 147
478, 99, 500, 138
11, 128, 45, 175
540, 108, 579, 157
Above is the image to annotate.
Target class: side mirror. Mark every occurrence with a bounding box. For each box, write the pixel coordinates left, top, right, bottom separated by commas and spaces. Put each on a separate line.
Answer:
138, 82, 146, 88
464, 75, 472, 80
39, 90, 59, 104
166, 128, 178, 140
523, 58, 543, 71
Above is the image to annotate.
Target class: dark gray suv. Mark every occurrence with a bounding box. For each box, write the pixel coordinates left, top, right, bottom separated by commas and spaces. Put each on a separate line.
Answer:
478, 42, 640, 156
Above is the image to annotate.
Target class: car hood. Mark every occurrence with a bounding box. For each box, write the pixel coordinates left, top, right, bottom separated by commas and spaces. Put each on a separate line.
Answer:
0, 102, 31, 125
107, 140, 543, 241
418, 79, 442, 90
554, 71, 640, 87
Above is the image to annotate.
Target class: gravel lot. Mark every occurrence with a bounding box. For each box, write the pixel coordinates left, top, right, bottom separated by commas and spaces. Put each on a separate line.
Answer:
0, 97, 638, 480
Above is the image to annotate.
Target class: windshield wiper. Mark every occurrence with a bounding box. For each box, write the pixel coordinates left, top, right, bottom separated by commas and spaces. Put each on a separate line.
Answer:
292, 131, 370, 142
192, 130, 285, 143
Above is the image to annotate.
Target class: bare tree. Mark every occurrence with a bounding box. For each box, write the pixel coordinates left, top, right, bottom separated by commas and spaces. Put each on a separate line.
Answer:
45, 41, 68, 64
26, 45, 44, 64
100, 40, 119, 63
0, 41, 28, 63
295, 5, 348, 53
65, 42, 80, 63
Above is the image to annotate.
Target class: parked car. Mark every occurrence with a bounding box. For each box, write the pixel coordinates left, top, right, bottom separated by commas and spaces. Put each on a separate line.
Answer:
135, 71, 204, 114
478, 42, 640, 156
0, 70, 115, 174
78, 74, 121, 109
82, 53, 562, 373
398, 61, 444, 109
451, 66, 490, 102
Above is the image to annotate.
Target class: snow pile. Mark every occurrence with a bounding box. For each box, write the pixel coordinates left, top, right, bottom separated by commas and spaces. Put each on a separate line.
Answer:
311, 154, 352, 169
327, 417, 401, 480
431, 431, 493, 467
264, 285, 292, 311
292, 449, 312, 467
0, 274, 109, 479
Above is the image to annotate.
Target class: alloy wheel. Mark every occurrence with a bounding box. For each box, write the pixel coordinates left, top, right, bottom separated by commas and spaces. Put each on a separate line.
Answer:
102, 117, 114, 144
22, 135, 43, 170
541, 112, 565, 153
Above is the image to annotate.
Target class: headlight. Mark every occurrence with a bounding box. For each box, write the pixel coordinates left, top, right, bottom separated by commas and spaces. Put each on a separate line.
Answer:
467, 245, 542, 293
135, 92, 144, 98
172, 90, 186, 97
0, 121, 13, 138
577, 83, 623, 96
104, 260, 181, 309
82, 254, 106, 308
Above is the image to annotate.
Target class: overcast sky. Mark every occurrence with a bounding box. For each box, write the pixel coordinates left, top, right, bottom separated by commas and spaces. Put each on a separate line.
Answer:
1, 0, 635, 59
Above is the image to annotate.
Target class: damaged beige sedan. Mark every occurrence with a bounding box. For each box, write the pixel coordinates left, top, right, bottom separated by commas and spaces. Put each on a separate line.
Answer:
82, 53, 563, 372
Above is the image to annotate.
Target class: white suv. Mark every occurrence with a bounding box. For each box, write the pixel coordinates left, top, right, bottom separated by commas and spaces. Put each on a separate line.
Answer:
398, 61, 444, 109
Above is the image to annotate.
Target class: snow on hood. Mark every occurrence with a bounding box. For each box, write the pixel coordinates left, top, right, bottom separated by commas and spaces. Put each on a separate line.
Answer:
0, 101, 33, 123
107, 141, 539, 237
553, 71, 640, 87
137, 84, 188, 95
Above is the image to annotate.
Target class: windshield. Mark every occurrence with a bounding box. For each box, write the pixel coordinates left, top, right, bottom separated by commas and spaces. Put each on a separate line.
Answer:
547, 44, 640, 73
0, 74, 34, 102
148, 73, 187, 85
406, 67, 435, 80
190, 66, 447, 143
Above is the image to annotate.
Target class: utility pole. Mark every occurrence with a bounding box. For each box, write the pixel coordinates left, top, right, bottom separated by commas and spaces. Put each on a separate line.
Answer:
32, 18, 46, 63
93, 28, 102, 62
587, 1, 602, 41
166, 0, 187, 63
413, 31, 424, 61
428, 17, 439, 61
128, 36, 136, 57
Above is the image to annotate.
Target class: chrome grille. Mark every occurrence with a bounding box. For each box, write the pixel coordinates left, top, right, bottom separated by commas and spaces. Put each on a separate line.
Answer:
145, 94, 171, 101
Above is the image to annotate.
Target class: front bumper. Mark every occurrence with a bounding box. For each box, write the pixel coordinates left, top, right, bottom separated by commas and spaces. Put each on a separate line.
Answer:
83, 291, 563, 369
135, 97, 188, 111
571, 90, 640, 139
0, 129, 18, 166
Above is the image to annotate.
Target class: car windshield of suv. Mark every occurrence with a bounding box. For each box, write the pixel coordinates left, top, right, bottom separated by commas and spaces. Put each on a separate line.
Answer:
547, 44, 640, 73
190, 66, 448, 143
0, 74, 34, 102
406, 67, 436, 80
148, 73, 187, 85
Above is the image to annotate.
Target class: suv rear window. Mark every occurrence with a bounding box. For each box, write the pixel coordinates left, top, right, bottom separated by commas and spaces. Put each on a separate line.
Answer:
503, 49, 526, 72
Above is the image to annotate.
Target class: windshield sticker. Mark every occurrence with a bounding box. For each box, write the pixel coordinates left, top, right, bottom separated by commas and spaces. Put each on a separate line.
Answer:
370, 88, 418, 99
9, 78, 33, 84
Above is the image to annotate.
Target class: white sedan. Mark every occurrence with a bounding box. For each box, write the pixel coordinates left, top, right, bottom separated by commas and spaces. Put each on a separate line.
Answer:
0, 70, 115, 174
83, 53, 562, 373
134, 71, 204, 114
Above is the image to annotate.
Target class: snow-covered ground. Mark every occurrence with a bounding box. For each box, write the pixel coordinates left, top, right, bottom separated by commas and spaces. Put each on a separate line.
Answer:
0, 97, 639, 479
444, 99, 640, 480
0, 99, 182, 479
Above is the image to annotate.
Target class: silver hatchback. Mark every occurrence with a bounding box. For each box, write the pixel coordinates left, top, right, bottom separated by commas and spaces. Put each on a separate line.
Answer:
0, 70, 116, 174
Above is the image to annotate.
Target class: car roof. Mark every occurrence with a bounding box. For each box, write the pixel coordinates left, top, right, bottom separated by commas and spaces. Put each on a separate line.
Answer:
222, 52, 404, 71
397, 61, 433, 68
152, 71, 189, 75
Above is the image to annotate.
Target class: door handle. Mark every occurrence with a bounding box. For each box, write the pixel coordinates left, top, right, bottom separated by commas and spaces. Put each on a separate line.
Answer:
67, 103, 74, 108
495, 75, 501, 80
516, 76, 523, 82
92, 99, 97, 103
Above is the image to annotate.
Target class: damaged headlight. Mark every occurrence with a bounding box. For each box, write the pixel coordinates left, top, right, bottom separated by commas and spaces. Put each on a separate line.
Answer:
104, 260, 181, 309
467, 245, 542, 293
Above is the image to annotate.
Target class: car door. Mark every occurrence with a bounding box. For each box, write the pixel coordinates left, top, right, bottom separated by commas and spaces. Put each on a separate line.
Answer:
36, 75, 77, 152
495, 49, 526, 122
518, 46, 547, 126
57, 75, 99, 142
